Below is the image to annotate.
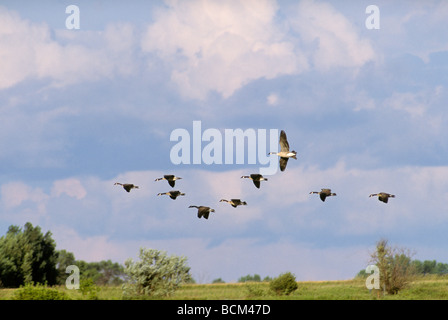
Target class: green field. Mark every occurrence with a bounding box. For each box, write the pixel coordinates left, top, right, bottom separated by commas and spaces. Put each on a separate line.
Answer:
1, 276, 448, 300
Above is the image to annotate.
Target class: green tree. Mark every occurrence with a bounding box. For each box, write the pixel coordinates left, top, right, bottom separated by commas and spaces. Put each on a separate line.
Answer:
55, 249, 76, 285
122, 247, 192, 297
369, 239, 416, 295
435, 262, 448, 275
422, 260, 437, 274
55, 249, 125, 286
269, 272, 298, 295
0, 223, 58, 287
76, 259, 125, 285
238, 274, 261, 282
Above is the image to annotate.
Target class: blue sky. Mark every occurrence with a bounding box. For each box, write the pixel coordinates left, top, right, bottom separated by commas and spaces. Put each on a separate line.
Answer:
1, 0, 448, 283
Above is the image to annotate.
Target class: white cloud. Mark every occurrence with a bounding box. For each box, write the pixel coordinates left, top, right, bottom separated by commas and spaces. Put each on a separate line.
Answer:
51, 178, 87, 200
288, 0, 375, 71
383, 86, 444, 119
0, 181, 49, 214
52, 226, 129, 262
0, 7, 137, 90
140, 0, 375, 100
266, 93, 279, 106
141, 0, 305, 99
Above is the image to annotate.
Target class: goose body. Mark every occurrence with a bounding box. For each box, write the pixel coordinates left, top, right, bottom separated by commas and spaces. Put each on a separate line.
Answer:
369, 192, 395, 203
310, 188, 337, 202
240, 174, 268, 189
114, 182, 139, 192
219, 199, 247, 208
155, 175, 182, 188
268, 130, 297, 171
189, 205, 215, 219
157, 190, 185, 200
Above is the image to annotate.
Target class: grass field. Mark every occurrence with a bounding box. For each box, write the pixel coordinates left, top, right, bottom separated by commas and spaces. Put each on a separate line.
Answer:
1, 276, 447, 300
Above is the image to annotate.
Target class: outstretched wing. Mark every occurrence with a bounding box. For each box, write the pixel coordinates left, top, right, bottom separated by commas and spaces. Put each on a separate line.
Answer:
231, 199, 241, 205
253, 180, 260, 189
279, 157, 289, 171
197, 207, 210, 219
279, 130, 290, 152
168, 180, 175, 188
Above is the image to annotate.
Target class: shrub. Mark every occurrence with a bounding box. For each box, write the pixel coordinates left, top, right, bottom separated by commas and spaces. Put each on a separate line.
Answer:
269, 272, 298, 295
123, 247, 192, 297
79, 278, 100, 300
212, 278, 225, 284
12, 282, 70, 300
369, 239, 416, 295
245, 283, 266, 298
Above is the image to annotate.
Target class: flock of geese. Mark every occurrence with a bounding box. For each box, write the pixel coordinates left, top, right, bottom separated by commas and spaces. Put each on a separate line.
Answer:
114, 130, 395, 219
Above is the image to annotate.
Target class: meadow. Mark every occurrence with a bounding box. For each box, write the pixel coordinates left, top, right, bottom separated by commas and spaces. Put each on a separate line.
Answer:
0, 276, 447, 300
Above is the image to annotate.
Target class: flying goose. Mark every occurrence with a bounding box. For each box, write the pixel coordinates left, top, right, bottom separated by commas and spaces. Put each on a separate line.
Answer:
189, 205, 215, 219
268, 130, 297, 171
155, 175, 182, 188
157, 190, 185, 200
114, 182, 139, 192
309, 188, 337, 202
219, 199, 247, 208
369, 192, 395, 203
240, 174, 268, 189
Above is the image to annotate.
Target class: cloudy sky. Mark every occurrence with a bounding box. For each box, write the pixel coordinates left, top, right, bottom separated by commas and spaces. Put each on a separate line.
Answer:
1, 0, 448, 283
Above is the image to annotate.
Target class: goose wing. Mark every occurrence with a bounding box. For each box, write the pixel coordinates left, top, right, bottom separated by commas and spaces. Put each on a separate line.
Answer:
169, 191, 179, 199
279, 130, 290, 152
279, 157, 289, 171
197, 206, 210, 219
379, 195, 388, 203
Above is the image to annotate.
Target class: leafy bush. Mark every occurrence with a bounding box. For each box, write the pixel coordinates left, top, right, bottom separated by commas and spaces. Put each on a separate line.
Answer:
122, 247, 192, 297
12, 282, 70, 300
370, 239, 416, 295
245, 283, 267, 298
79, 278, 100, 300
269, 272, 298, 295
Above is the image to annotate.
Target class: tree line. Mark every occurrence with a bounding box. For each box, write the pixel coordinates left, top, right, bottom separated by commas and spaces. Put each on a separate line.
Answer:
357, 238, 448, 295
0, 222, 124, 288
2, 223, 447, 295
358, 256, 448, 278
